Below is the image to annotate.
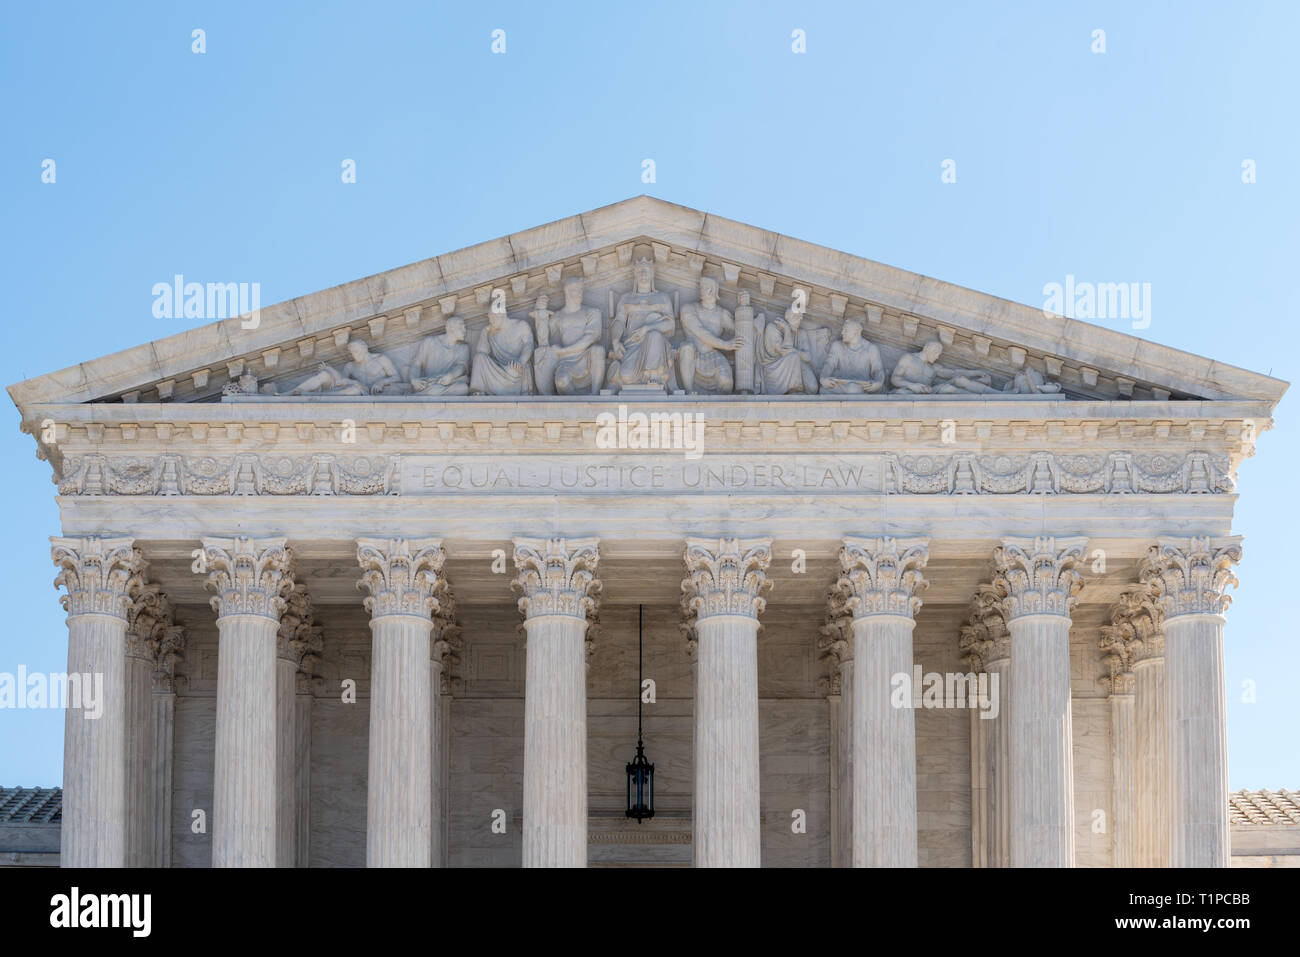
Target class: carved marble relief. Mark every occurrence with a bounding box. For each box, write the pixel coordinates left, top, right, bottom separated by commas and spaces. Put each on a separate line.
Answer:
211, 257, 1118, 401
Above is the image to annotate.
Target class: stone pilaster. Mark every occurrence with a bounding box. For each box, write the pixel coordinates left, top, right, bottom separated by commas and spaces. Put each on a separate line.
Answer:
151, 623, 184, 867
682, 537, 772, 868
356, 537, 446, 868
513, 536, 601, 868
274, 583, 313, 867
430, 588, 458, 868
993, 535, 1086, 868
124, 581, 171, 868
203, 535, 295, 868
1140, 536, 1242, 868
959, 584, 1011, 867
838, 536, 929, 868
819, 583, 853, 868
292, 618, 322, 869
51, 535, 143, 868
1099, 606, 1139, 868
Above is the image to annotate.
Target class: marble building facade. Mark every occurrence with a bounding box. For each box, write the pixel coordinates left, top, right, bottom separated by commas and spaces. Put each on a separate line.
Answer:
7, 196, 1290, 867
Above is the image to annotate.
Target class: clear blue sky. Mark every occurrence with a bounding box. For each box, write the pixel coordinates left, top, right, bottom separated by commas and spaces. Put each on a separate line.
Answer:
2, 2, 1296, 789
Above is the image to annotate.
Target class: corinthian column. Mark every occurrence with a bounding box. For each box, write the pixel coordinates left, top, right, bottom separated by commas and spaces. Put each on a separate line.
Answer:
1140, 536, 1242, 868
682, 537, 772, 868
356, 537, 447, 868
838, 537, 929, 867
51, 536, 143, 868
513, 537, 601, 868
993, 535, 1086, 867
959, 585, 1011, 867
1099, 609, 1138, 867
1111, 590, 1167, 866
203, 536, 295, 868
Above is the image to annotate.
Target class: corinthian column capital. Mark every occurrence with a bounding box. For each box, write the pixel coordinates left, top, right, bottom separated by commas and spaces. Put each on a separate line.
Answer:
126, 581, 174, 661
51, 535, 144, 619
1139, 536, 1243, 620
512, 537, 601, 621
681, 537, 772, 623
203, 536, 295, 621
1110, 588, 1166, 662
837, 537, 929, 620
992, 536, 1087, 620
960, 584, 1011, 672
356, 537, 446, 621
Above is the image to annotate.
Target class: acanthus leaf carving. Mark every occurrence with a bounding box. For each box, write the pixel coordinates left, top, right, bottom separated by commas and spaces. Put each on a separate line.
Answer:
51, 536, 144, 619
203, 536, 295, 621
991, 536, 1087, 620
1139, 535, 1243, 619
355, 537, 446, 621
511, 537, 601, 622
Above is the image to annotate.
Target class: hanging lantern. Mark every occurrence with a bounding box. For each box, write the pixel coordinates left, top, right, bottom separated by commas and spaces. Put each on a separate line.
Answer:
625, 604, 655, 821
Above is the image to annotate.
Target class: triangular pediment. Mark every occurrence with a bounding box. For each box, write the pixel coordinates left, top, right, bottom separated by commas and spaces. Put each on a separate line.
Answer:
6, 196, 1288, 412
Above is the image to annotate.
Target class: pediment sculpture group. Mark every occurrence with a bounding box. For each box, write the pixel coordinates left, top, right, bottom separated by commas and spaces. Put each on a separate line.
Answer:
264, 258, 1061, 398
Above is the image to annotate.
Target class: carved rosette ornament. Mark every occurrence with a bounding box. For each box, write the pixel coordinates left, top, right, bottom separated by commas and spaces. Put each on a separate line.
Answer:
991, 536, 1087, 620
203, 536, 295, 621
512, 537, 601, 624
355, 537, 446, 621
836, 537, 930, 620
1139, 536, 1243, 620
51, 536, 144, 619
680, 538, 773, 633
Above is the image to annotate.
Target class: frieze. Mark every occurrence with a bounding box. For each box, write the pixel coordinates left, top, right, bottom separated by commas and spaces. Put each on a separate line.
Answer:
52, 449, 1233, 497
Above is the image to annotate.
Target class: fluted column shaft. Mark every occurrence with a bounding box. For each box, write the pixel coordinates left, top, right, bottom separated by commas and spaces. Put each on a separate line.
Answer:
1009, 614, 1075, 866
694, 614, 762, 867
834, 658, 854, 866
1166, 614, 1230, 866
204, 536, 293, 868
1109, 683, 1137, 866
151, 688, 175, 866
274, 652, 297, 867
124, 646, 154, 867
1133, 656, 1169, 866
986, 655, 1011, 866
367, 614, 433, 866
852, 614, 917, 866
52, 536, 141, 868
212, 613, 278, 866
522, 614, 589, 867
430, 654, 445, 868
62, 612, 128, 867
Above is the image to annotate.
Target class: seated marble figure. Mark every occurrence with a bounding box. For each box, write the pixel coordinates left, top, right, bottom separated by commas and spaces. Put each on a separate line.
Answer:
607, 256, 675, 391
1003, 365, 1063, 394
409, 317, 470, 395
532, 278, 606, 396
756, 303, 820, 395
470, 290, 536, 395
819, 317, 885, 394
890, 340, 998, 394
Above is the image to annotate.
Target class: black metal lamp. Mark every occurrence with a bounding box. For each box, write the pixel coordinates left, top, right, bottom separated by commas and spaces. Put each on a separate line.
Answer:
625, 604, 655, 821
